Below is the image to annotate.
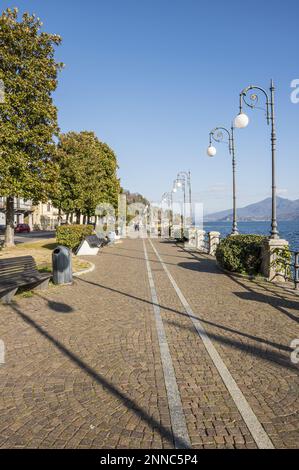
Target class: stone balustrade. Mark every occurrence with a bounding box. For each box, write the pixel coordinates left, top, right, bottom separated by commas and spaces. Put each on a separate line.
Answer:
184, 229, 293, 286
185, 228, 221, 256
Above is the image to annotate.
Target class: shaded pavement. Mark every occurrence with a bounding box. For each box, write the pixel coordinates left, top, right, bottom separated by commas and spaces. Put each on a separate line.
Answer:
0, 238, 298, 449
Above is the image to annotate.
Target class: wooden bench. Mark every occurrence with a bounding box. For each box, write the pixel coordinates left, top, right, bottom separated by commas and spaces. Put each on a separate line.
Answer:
0, 256, 51, 304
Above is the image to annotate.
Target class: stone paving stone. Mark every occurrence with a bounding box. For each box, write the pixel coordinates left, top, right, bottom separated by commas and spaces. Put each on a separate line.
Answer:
148, 239, 299, 449
0, 237, 298, 449
0, 239, 173, 449
145, 241, 260, 449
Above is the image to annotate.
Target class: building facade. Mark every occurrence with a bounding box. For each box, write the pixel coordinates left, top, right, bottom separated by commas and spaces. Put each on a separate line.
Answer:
32, 202, 61, 230
0, 197, 34, 226
0, 197, 62, 230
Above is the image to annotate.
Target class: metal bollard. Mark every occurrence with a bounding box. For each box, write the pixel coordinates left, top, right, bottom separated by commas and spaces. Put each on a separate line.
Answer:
52, 246, 73, 285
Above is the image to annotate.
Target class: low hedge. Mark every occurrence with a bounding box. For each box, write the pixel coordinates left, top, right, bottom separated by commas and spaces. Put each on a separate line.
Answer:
56, 225, 94, 251
216, 234, 267, 275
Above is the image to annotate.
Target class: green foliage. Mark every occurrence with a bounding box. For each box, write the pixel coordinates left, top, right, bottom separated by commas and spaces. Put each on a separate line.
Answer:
122, 189, 149, 226
56, 225, 94, 251
0, 8, 63, 202
52, 132, 120, 218
271, 246, 292, 279
216, 234, 267, 275
122, 190, 149, 207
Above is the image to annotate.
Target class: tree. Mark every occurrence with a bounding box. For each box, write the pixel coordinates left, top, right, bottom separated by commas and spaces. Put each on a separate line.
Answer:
52, 132, 120, 223
0, 8, 63, 246
122, 190, 149, 207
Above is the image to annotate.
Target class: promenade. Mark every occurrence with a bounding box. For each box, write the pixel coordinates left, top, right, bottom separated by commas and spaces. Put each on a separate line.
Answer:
0, 238, 298, 449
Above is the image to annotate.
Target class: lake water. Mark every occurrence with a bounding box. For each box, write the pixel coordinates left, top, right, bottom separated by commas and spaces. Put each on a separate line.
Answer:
203, 220, 299, 251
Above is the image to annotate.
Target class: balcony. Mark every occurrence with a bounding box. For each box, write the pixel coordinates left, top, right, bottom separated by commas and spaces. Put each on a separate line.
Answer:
15, 199, 33, 212
0, 197, 33, 212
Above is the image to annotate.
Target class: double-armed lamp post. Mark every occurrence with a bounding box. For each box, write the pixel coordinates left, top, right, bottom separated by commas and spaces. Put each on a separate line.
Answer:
173, 171, 192, 226
162, 191, 173, 217
173, 178, 185, 225
234, 80, 279, 239
207, 126, 238, 235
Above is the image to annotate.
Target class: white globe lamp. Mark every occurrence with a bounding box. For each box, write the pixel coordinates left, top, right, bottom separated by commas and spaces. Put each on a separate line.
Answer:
234, 113, 249, 129
207, 145, 217, 157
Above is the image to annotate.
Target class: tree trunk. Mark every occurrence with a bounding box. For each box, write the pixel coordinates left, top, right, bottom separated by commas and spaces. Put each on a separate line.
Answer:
4, 196, 15, 248
57, 208, 62, 226
75, 211, 81, 224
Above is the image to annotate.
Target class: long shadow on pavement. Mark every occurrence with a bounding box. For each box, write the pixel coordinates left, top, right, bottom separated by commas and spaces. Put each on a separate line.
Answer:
164, 318, 299, 374
177, 245, 299, 324
9, 302, 189, 449
76, 278, 294, 364
230, 278, 299, 325
177, 260, 221, 274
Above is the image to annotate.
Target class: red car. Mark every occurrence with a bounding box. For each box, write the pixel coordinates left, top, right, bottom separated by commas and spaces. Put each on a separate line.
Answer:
15, 223, 31, 233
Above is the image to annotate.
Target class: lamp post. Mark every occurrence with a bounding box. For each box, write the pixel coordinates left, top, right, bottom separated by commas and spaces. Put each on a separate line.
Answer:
162, 191, 174, 238
234, 79, 279, 239
207, 126, 239, 235
174, 178, 188, 235
174, 177, 186, 224
176, 171, 192, 226
162, 191, 173, 220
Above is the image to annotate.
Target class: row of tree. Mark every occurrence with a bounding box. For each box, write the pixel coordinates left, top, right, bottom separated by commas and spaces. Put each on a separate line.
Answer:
0, 8, 120, 246
53, 131, 120, 225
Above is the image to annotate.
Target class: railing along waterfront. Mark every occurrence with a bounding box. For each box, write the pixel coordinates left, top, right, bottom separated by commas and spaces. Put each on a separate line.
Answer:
203, 232, 210, 253
289, 251, 299, 290
282, 250, 299, 290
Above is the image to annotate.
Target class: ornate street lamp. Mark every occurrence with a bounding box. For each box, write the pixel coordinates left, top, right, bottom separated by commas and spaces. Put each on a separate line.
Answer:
162, 191, 173, 217
176, 171, 192, 226
174, 177, 186, 228
162, 191, 174, 237
207, 126, 239, 235
175, 176, 185, 202
234, 80, 279, 239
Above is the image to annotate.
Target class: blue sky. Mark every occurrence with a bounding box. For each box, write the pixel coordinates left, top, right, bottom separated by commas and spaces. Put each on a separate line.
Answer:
2, 0, 299, 213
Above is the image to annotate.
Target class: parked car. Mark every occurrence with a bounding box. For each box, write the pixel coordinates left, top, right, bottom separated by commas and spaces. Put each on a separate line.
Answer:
15, 223, 31, 233
0, 224, 6, 234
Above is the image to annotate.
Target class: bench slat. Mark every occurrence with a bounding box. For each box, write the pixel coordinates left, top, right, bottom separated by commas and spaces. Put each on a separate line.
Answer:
0, 256, 36, 263
0, 256, 51, 302
0, 266, 37, 273
0, 274, 51, 292
0, 273, 49, 283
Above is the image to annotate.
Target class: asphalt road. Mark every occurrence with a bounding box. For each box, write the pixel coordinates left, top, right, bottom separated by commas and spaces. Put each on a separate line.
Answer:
0, 230, 55, 245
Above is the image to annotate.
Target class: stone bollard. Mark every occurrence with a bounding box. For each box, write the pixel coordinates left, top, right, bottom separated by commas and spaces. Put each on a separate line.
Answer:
208, 231, 221, 256
172, 227, 183, 239
261, 238, 289, 283
196, 230, 206, 252
183, 227, 190, 240
185, 227, 197, 249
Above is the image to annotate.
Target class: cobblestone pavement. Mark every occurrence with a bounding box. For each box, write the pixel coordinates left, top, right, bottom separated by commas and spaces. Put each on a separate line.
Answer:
0, 238, 298, 449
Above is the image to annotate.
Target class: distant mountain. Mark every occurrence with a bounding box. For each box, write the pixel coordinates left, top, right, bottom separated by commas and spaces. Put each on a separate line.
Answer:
205, 197, 299, 222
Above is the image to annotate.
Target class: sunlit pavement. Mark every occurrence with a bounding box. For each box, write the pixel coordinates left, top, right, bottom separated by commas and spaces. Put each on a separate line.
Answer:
0, 238, 298, 449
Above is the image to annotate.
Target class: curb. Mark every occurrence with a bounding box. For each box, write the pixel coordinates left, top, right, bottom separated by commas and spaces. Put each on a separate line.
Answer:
73, 261, 95, 277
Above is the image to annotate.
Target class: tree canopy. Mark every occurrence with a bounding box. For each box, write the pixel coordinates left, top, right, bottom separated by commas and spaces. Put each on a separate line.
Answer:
0, 8, 63, 245
0, 7, 63, 200
52, 131, 120, 221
